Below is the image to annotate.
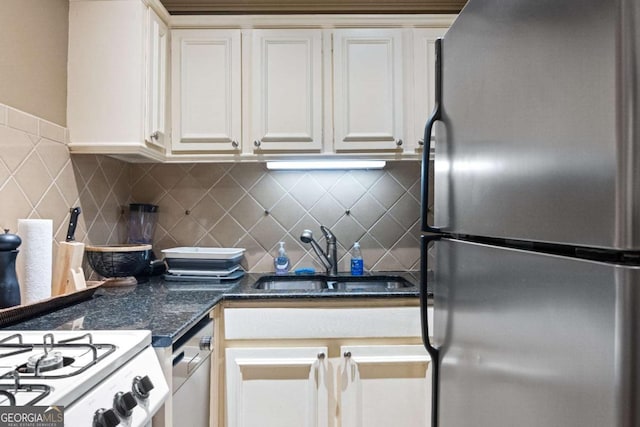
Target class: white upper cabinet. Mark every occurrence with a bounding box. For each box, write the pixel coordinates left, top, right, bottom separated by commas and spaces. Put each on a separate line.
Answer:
332, 29, 405, 151
171, 29, 242, 153
67, 0, 170, 161
67, 13, 454, 161
146, 9, 169, 148
412, 27, 448, 154
250, 30, 323, 152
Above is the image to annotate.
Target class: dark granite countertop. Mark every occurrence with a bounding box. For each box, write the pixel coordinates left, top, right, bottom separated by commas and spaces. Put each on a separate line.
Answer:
3, 271, 425, 347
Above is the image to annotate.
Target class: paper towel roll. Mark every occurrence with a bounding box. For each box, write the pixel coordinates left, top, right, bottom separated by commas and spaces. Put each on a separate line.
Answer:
16, 219, 53, 304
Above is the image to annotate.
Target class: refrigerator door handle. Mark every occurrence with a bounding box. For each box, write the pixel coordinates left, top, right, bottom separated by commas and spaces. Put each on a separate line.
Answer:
420, 237, 439, 356
421, 234, 440, 427
421, 38, 443, 233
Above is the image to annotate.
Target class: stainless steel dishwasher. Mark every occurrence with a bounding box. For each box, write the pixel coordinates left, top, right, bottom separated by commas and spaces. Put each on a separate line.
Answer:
172, 317, 214, 427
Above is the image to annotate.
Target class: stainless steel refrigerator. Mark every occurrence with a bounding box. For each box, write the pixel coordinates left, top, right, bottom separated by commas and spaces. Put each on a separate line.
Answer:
419, 1, 640, 426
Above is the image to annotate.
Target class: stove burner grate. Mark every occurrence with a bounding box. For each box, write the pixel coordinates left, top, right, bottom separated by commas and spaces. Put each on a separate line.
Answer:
0, 332, 116, 378
0, 371, 51, 406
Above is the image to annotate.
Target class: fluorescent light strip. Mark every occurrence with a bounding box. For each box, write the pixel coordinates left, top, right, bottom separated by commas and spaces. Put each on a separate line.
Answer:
266, 160, 386, 170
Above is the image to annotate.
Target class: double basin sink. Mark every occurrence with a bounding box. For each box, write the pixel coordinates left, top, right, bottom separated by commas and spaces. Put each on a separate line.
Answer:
253, 274, 414, 291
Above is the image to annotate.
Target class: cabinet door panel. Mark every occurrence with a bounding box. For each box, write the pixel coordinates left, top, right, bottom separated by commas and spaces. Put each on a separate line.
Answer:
171, 29, 241, 152
251, 30, 323, 151
145, 8, 168, 148
333, 29, 404, 151
226, 346, 329, 427
412, 28, 448, 153
339, 345, 431, 427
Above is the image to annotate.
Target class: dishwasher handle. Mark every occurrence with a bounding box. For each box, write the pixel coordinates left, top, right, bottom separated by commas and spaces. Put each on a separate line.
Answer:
172, 351, 185, 367
171, 318, 214, 393
172, 343, 212, 393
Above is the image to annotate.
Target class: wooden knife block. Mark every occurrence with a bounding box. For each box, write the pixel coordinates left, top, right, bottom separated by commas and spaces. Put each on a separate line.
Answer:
52, 241, 87, 296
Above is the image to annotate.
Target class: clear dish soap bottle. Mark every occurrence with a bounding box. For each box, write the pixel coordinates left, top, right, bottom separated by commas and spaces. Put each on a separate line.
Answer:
274, 241, 290, 275
350, 241, 364, 276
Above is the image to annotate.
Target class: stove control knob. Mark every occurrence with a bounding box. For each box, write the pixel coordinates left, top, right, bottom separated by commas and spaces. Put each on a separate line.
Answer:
132, 375, 154, 400
93, 408, 120, 427
114, 391, 137, 418
199, 336, 213, 351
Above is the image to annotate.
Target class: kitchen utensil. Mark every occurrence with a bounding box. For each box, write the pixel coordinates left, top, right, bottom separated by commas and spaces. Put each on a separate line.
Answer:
0, 229, 21, 308
52, 207, 86, 296
85, 244, 151, 287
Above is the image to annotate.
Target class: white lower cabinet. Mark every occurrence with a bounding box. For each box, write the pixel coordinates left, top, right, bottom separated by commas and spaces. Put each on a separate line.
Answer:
222, 304, 432, 427
339, 345, 431, 427
225, 346, 329, 427
225, 344, 430, 427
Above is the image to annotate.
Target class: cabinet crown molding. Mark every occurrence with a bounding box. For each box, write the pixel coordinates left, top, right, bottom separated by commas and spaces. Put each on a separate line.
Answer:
170, 14, 456, 29
160, 0, 465, 15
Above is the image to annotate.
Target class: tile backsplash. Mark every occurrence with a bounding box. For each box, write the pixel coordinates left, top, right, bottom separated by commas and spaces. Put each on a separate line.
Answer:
130, 161, 422, 273
0, 102, 422, 276
0, 104, 128, 259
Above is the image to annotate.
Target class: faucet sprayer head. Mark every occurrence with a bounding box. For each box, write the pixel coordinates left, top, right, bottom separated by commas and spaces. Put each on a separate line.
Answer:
300, 229, 314, 244
300, 229, 332, 271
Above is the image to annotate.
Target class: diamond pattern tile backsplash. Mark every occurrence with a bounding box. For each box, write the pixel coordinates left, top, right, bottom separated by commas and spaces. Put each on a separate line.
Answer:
131, 161, 422, 273
0, 102, 422, 276
0, 104, 129, 261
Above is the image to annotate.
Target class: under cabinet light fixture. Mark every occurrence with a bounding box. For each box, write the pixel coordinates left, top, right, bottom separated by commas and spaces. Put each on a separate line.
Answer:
266, 160, 386, 170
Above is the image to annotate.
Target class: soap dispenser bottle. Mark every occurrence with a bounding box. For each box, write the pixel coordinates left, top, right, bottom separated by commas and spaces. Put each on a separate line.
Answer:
274, 242, 290, 275
0, 229, 21, 308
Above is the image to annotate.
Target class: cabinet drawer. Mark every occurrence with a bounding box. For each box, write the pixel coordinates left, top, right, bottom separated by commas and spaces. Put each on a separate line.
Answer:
224, 306, 433, 340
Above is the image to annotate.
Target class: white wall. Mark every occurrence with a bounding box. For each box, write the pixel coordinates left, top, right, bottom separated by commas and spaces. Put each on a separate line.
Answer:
0, 0, 69, 125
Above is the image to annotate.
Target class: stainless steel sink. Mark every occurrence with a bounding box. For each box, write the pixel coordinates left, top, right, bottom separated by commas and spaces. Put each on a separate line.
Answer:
253, 277, 327, 290
253, 275, 414, 291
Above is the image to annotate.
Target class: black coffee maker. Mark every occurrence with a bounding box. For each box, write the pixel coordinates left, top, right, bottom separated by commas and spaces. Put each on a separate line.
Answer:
127, 203, 165, 276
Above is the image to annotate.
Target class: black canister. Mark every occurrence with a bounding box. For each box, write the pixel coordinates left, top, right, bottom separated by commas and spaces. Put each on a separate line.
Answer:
0, 229, 21, 308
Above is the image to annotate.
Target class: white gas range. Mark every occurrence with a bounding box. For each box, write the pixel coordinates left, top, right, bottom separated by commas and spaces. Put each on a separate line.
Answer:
0, 330, 169, 426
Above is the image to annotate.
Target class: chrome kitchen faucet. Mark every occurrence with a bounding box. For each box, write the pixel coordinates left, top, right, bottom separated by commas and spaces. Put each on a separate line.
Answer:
300, 226, 338, 276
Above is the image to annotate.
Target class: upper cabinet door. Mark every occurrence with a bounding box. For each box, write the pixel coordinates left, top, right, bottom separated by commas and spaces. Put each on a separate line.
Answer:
171, 29, 242, 152
333, 29, 405, 151
145, 8, 168, 148
412, 28, 447, 153
250, 30, 323, 152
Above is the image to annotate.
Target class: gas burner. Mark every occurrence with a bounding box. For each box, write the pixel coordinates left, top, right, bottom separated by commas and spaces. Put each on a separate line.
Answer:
28, 351, 62, 372
21, 352, 74, 374
0, 332, 116, 379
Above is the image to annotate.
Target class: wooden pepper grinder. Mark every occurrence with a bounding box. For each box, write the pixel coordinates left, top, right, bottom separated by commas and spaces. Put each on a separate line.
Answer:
0, 229, 21, 308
